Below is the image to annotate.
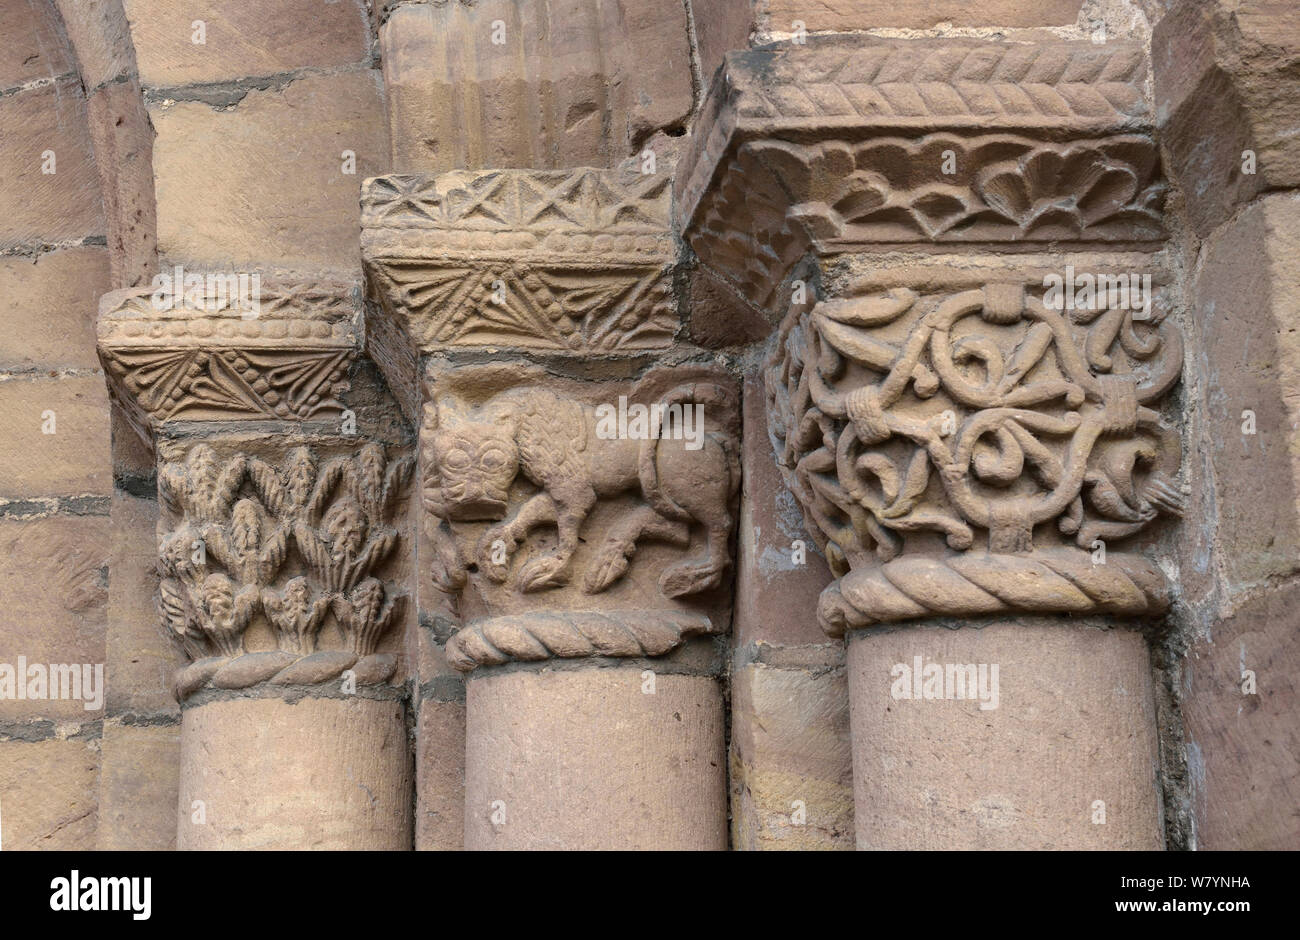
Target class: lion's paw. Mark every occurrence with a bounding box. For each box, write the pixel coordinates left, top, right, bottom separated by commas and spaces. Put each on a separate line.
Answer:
582, 543, 633, 594
658, 561, 722, 598
517, 553, 570, 593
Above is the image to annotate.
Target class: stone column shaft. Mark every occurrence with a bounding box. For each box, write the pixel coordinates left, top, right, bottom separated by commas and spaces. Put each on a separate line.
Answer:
676, 35, 1183, 848
97, 275, 415, 850
363, 168, 739, 849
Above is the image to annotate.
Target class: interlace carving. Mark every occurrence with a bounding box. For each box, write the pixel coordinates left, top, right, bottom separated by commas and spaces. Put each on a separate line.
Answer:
765, 280, 1185, 635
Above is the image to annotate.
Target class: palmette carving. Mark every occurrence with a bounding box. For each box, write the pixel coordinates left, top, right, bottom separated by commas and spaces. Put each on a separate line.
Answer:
156, 442, 412, 698
423, 367, 741, 671
97, 276, 362, 437
765, 280, 1185, 635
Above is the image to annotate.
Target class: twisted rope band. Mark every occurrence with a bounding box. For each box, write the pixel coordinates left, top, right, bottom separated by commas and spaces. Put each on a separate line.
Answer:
447, 609, 718, 672
819, 549, 1168, 637
173, 650, 398, 701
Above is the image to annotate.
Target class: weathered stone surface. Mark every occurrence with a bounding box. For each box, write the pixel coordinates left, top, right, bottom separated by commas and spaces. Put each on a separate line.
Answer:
95, 718, 180, 850
147, 438, 411, 698
0, 737, 99, 849
106, 491, 179, 715
0, 79, 105, 249
0, 377, 111, 498
464, 666, 726, 849
380, 0, 691, 173
124, 0, 372, 87
178, 696, 411, 849
1153, 0, 1300, 235
1183, 580, 1300, 850
55, 0, 137, 91
692, 0, 753, 94
422, 362, 739, 668
767, 265, 1183, 635
0, 0, 75, 89
86, 78, 158, 288
149, 70, 387, 273
362, 168, 679, 356
677, 36, 1162, 311
415, 697, 465, 851
850, 618, 1163, 849
97, 275, 363, 435
0, 247, 110, 370
764, 0, 1087, 30
1195, 193, 1300, 590
731, 661, 853, 850
0, 516, 108, 721
686, 264, 772, 349
736, 372, 833, 649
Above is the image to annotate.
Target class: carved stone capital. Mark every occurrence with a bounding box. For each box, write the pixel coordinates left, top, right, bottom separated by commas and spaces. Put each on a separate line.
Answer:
362, 168, 679, 364
96, 275, 413, 700
675, 37, 1166, 311
97, 274, 362, 442
421, 362, 740, 671
764, 263, 1185, 636
156, 437, 412, 700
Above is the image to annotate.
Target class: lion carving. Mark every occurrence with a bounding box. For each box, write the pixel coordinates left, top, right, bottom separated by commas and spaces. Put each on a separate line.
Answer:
424, 380, 739, 599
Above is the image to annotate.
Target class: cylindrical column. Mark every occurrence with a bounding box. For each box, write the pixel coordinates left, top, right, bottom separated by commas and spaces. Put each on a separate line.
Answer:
847, 618, 1163, 849
97, 276, 417, 851
464, 661, 726, 850
178, 694, 412, 850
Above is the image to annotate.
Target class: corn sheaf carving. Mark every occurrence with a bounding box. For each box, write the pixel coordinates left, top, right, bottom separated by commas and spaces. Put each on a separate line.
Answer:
765, 282, 1186, 635
156, 441, 412, 698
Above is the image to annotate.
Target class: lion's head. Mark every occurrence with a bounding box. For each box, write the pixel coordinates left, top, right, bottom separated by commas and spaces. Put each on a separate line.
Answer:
426, 398, 520, 522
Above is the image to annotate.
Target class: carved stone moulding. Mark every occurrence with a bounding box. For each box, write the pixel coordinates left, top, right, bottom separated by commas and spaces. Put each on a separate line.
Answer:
421, 360, 741, 671
97, 274, 362, 440
675, 37, 1167, 312
362, 168, 680, 357
763, 263, 1186, 637
154, 434, 413, 701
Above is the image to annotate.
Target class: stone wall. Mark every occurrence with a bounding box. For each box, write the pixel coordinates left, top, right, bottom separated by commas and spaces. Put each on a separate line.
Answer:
0, 0, 1293, 851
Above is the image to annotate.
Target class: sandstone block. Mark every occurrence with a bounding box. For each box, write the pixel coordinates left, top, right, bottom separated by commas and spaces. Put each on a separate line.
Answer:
849, 619, 1163, 849
380, 0, 691, 173
1154, 0, 1300, 235
0, 79, 104, 249
105, 491, 180, 716
86, 78, 158, 288
735, 373, 833, 649
465, 667, 726, 849
0, 736, 99, 849
0, 0, 74, 89
0, 515, 108, 721
415, 698, 465, 851
1195, 193, 1300, 589
0, 247, 109, 370
731, 661, 853, 850
0, 376, 111, 499
1183, 580, 1300, 849
150, 70, 387, 273
54, 0, 137, 91
95, 717, 180, 850
178, 696, 412, 849
124, 0, 371, 87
